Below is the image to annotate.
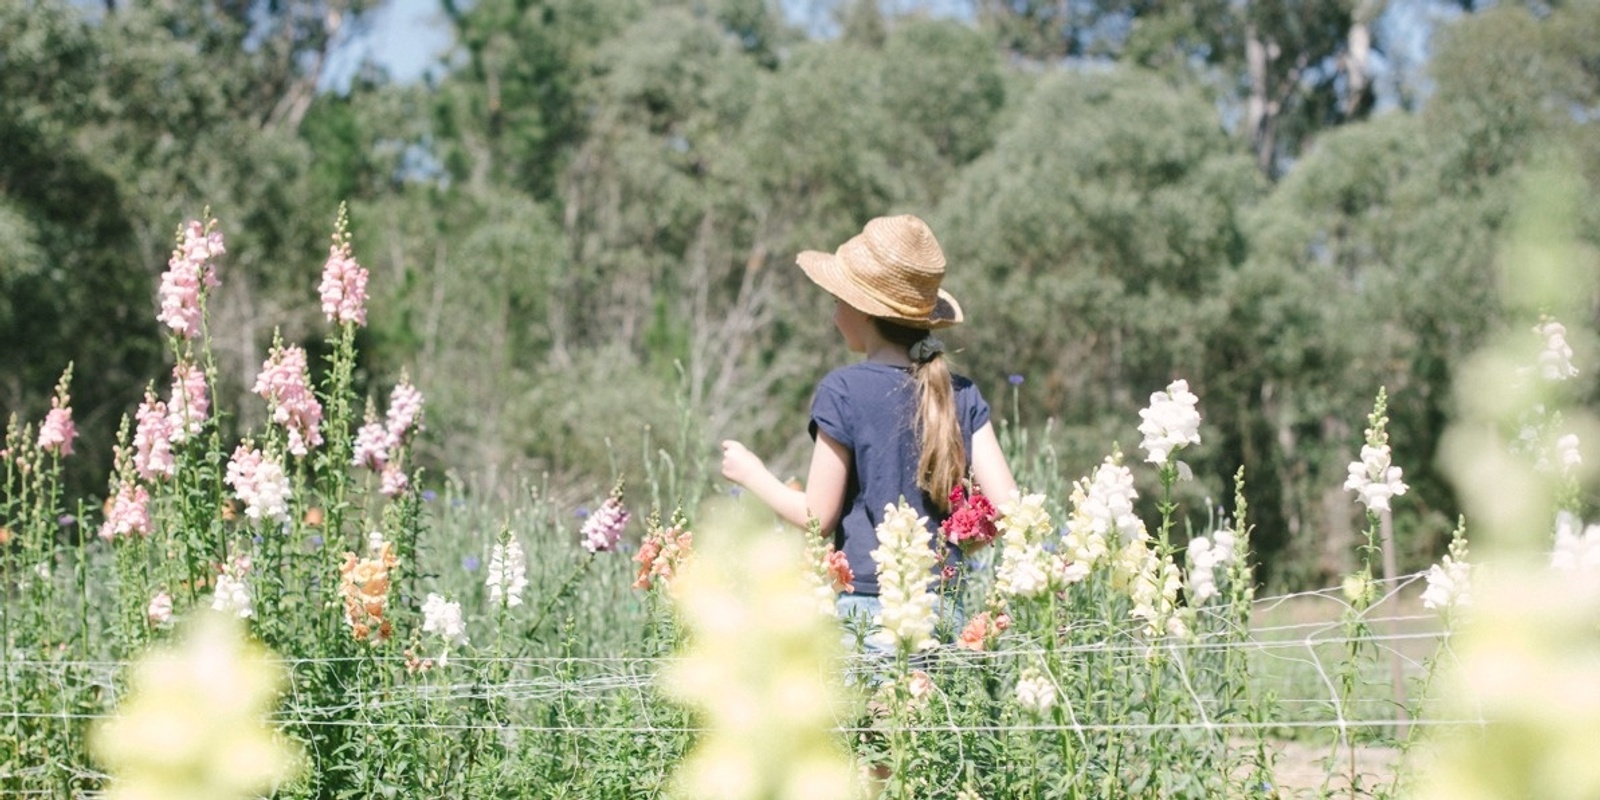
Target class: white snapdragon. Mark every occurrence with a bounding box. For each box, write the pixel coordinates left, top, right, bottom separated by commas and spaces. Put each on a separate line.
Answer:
1184, 530, 1236, 605
870, 502, 940, 654
210, 558, 254, 619
995, 493, 1082, 597
1344, 443, 1408, 512
1535, 318, 1579, 381
1128, 547, 1185, 638
1077, 457, 1145, 545
486, 538, 529, 609
1138, 379, 1202, 464
1550, 512, 1600, 576
1420, 535, 1472, 614
1015, 668, 1057, 716
422, 593, 469, 656
996, 541, 1051, 598
996, 492, 1052, 541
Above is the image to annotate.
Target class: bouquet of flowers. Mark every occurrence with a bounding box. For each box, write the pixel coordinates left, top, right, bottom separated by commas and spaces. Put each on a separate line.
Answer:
940, 483, 999, 554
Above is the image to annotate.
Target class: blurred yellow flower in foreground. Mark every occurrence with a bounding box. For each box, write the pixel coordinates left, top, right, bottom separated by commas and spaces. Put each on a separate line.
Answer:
664, 496, 861, 800
1412, 567, 1600, 800
92, 611, 300, 800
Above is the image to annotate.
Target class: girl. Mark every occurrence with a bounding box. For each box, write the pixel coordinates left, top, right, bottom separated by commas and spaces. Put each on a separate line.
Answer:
720, 214, 1017, 637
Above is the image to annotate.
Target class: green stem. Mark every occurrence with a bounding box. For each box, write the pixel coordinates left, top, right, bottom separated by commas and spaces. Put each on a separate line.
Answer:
528, 553, 595, 641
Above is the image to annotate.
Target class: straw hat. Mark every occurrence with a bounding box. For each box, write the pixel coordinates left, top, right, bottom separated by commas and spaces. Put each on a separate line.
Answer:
796, 215, 964, 329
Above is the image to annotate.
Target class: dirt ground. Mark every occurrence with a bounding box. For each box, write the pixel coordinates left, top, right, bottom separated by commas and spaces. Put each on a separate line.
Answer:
1267, 738, 1403, 798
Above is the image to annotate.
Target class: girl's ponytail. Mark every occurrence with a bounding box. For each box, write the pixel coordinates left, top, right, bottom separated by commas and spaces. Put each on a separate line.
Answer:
876, 320, 965, 512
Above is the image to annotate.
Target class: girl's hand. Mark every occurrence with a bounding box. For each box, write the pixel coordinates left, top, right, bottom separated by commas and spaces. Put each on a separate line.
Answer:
720, 440, 766, 487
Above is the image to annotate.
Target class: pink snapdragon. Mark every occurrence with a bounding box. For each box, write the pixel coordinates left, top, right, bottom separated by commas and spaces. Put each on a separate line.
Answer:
252, 343, 324, 457
318, 227, 369, 326
146, 590, 174, 627
351, 420, 390, 470
379, 462, 409, 497
384, 380, 424, 446
37, 398, 76, 457
99, 481, 151, 540
165, 361, 209, 442
132, 392, 176, 481
225, 444, 291, 524
581, 495, 630, 554
156, 219, 224, 339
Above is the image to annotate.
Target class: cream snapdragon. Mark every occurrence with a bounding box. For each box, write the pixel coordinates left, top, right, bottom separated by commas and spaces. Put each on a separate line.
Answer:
870, 500, 940, 653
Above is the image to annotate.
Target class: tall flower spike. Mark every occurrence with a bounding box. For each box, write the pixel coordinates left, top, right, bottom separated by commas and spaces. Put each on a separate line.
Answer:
37, 364, 76, 456
156, 217, 224, 340
487, 535, 529, 608
340, 537, 399, 643
252, 341, 324, 456
1015, 668, 1057, 716
663, 498, 858, 800
1421, 529, 1472, 615
1344, 388, 1408, 513
224, 444, 291, 524
351, 407, 389, 471
165, 361, 209, 443
1184, 529, 1234, 605
210, 556, 254, 619
318, 203, 369, 327
421, 593, 468, 665
996, 491, 1072, 598
132, 390, 176, 481
581, 483, 630, 554
1137, 378, 1201, 464
384, 378, 424, 448
870, 500, 941, 654
99, 481, 152, 541
634, 508, 694, 591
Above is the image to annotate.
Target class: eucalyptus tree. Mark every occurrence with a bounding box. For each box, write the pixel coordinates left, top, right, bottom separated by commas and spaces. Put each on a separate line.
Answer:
1217, 0, 1600, 583
936, 67, 1259, 430
0, 0, 157, 492
975, 0, 1386, 176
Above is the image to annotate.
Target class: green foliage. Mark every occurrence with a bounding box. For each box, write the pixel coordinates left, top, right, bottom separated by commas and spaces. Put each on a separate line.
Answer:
937, 66, 1259, 466
5, 0, 1600, 590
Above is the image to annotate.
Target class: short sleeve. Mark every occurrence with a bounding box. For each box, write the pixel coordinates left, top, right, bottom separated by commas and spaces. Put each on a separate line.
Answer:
960, 380, 992, 436
808, 374, 855, 448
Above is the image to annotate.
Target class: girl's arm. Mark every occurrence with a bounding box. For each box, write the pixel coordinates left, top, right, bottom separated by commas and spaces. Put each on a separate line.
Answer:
720, 433, 850, 532
969, 421, 1018, 504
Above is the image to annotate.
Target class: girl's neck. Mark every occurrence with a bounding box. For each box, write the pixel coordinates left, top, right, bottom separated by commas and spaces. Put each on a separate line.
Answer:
863, 341, 911, 367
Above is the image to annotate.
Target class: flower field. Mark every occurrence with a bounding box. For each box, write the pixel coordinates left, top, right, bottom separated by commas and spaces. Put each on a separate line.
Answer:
2, 210, 1597, 799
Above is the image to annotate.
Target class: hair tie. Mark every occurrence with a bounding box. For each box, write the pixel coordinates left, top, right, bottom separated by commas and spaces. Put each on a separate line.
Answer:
908, 336, 944, 364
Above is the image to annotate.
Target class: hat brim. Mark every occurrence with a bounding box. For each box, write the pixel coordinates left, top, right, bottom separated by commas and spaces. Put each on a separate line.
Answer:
796, 250, 963, 330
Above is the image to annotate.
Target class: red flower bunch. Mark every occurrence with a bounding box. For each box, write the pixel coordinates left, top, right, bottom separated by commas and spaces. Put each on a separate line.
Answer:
940, 484, 999, 554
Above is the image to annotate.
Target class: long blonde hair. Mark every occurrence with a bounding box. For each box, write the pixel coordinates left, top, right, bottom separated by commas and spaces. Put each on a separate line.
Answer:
876, 320, 964, 512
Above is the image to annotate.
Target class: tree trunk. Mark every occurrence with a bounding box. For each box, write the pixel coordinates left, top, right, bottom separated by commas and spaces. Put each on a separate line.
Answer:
1343, 1, 1380, 118
1245, 22, 1275, 175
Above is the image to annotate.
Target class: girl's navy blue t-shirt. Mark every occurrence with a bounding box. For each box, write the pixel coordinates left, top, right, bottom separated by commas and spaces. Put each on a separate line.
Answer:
808, 361, 992, 595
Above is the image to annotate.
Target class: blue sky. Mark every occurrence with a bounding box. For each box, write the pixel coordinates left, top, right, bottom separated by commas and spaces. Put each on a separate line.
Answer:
325, 0, 455, 89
